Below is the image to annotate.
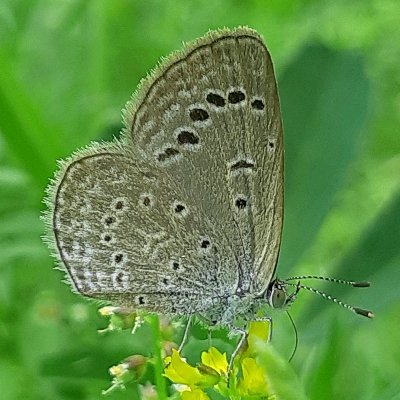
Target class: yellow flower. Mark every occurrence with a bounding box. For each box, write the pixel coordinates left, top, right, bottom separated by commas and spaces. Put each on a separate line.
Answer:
201, 347, 228, 375
164, 349, 204, 386
164, 327, 272, 398
164, 348, 223, 390
237, 357, 269, 397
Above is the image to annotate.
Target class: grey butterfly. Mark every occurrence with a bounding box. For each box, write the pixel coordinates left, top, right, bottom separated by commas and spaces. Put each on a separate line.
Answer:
44, 27, 372, 354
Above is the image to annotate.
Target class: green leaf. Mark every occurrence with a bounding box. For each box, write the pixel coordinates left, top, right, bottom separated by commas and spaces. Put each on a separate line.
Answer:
257, 345, 309, 400
302, 188, 400, 323
278, 44, 370, 273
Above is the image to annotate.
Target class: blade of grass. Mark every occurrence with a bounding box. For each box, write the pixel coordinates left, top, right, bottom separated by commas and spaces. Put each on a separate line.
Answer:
148, 314, 168, 399
0, 52, 67, 187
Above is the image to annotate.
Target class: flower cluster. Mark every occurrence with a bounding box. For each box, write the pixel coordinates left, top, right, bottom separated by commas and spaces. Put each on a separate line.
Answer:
99, 308, 273, 399
164, 321, 272, 399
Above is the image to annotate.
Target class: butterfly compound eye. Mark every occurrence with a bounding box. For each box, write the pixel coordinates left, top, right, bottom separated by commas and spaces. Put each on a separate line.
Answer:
268, 281, 287, 309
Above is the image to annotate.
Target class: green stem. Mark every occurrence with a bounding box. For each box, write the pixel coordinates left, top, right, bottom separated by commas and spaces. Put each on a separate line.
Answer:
149, 314, 168, 399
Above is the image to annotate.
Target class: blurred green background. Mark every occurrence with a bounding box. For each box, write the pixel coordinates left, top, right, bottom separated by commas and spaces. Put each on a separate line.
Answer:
1, 1, 399, 399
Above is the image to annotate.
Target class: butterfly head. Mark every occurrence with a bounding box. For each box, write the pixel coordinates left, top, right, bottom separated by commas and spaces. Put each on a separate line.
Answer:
264, 276, 374, 318
264, 279, 300, 309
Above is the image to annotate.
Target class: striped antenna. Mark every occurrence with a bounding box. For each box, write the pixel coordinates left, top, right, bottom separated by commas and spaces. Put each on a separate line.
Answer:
285, 282, 374, 319
285, 275, 370, 288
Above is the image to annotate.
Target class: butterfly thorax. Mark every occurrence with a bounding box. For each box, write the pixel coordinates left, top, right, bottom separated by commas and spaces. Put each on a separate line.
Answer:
200, 278, 290, 327
203, 293, 264, 328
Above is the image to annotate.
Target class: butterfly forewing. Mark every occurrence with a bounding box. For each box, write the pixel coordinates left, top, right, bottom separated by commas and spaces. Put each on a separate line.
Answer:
126, 27, 283, 296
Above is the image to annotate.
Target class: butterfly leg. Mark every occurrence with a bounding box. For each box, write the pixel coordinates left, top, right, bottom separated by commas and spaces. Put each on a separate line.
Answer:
227, 328, 247, 386
208, 329, 212, 348
285, 281, 301, 307
178, 315, 193, 353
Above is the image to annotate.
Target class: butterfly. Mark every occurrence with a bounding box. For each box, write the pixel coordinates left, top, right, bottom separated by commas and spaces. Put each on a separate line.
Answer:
44, 28, 373, 375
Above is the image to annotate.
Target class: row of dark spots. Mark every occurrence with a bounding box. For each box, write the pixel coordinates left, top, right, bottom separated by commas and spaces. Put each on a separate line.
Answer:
206, 91, 264, 110
157, 130, 200, 162
140, 195, 186, 217
101, 198, 128, 243
157, 105, 210, 163
157, 91, 264, 163
157, 104, 208, 163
